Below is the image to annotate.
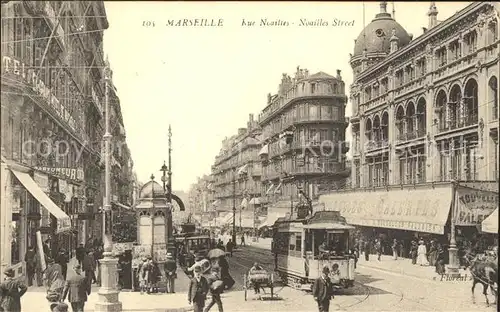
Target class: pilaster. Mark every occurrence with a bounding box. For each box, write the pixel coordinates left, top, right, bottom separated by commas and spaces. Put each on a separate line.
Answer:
477, 61, 489, 180
0, 162, 13, 278
359, 115, 366, 187
388, 101, 397, 185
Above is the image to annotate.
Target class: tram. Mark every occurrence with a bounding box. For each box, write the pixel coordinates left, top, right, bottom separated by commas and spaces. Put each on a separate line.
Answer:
272, 210, 356, 290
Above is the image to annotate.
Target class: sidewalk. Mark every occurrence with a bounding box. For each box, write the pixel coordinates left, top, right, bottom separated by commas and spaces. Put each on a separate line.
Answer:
357, 253, 471, 282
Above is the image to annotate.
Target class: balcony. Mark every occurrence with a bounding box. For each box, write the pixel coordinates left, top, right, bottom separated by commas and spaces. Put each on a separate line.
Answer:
438, 114, 478, 133
396, 129, 426, 142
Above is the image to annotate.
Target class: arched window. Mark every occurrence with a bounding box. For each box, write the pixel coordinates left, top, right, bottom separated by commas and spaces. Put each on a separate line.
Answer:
464, 79, 478, 126
487, 19, 498, 45
381, 112, 389, 143
373, 115, 381, 145
396, 106, 405, 140
435, 90, 447, 131
416, 98, 426, 137
449, 84, 461, 129
365, 118, 372, 143
406, 102, 415, 139
488, 76, 498, 120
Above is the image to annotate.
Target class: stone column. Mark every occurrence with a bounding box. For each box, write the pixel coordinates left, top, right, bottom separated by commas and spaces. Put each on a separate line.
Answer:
388, 102, 397, 185
359, 116, 366, 187
0, 162, 13, 278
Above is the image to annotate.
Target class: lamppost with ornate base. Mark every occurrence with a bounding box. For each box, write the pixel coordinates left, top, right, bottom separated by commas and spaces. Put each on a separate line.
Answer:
95, 57, 122, 312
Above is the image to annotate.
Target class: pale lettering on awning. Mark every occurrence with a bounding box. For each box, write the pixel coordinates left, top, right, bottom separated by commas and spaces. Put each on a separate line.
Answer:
319, 186, 453, 234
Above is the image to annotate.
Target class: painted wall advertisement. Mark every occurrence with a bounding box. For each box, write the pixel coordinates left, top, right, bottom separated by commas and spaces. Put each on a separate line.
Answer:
455, 186, 498, 226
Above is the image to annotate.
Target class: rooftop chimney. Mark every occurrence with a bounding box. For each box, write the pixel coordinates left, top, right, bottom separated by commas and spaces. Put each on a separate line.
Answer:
336, 70, 342, 80
428, 2, 438, 29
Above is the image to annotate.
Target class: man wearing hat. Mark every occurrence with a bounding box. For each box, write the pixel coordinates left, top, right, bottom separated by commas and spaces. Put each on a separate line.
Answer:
164, 253, 177, 293
0, 268, 27, 312
50, 302, 69, 312
62, 264, 90, 312
188, 266, 209, 312
312, 266, 334, 312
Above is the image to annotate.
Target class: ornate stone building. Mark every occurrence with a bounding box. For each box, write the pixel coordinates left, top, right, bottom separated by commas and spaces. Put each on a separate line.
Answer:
258, 67, 350, 218
0, 1, 135, 278
210, 114, 263, 228
319, 2, 498, 244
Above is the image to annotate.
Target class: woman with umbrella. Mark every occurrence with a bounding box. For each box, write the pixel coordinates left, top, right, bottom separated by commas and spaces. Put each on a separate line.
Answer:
207, 248, 234, 290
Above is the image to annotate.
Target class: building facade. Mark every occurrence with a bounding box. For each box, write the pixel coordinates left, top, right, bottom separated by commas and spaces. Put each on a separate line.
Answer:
258, 67, 350, 215
0, 1, 135, 278
320, 2, 498, 247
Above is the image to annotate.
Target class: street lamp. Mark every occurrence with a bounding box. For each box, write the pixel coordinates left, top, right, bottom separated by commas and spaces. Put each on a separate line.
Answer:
150, 174, 155, 258
95, 58, 122, 312
232, 168, 237, 244
160, 161, 169, 251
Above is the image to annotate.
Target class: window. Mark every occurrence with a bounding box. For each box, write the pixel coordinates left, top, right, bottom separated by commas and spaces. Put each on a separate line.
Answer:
311, 83, 316, 94
449, 40, 461, 61
464, 31, 477, 54
309, 104, 318, 119
13, 15, 23, 59
437, 47, 447, 66
295, 234, 302, 252
405, 64, 415, 82
354, 160, 360, 188
487, 20, 498, 45
332, 106, 339, 120
417, 58, 426, 77
399, 148, 425, 184
395, 70, 404, 87
367, 155, 389, 187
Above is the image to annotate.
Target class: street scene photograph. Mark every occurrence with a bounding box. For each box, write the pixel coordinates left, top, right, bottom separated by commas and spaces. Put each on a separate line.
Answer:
0, 1, 498, 312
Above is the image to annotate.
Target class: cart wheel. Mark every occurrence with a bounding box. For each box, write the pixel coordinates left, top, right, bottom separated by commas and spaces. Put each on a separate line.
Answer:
243, 274, 248, 301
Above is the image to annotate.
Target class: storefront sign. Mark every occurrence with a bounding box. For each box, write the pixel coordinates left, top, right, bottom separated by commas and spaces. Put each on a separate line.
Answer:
34, 166, 84, 182
455, 186, 498, 226
33, 171, 49, 193
319, 186, 453, 234
2, 56, 76, 132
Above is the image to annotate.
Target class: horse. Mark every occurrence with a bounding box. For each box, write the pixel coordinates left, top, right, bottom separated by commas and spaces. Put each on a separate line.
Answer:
467, 254, 498, 306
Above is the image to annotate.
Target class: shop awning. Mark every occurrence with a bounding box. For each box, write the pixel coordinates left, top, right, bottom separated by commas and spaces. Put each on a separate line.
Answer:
482, 208, 498, 234
12, 170, 71, 234
237, 164, 248, 176
274, 182, 282, 194
240, 198, 248, 209
259, 212, 287, 229
319, 185, 453, 234
249, 197, 260, 205
265, 184, 275, 195
259, 144, 269, 156
112, 201, 132, 210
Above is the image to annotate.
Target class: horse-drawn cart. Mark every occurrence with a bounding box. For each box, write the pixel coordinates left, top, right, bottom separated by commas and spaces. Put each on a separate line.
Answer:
243, 269, 274, 301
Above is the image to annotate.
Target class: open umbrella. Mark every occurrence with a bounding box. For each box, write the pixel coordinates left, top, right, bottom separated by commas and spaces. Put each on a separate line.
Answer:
208, 248, 226, 258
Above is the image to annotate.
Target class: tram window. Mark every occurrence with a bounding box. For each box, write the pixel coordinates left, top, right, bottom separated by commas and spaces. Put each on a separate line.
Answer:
305, 232, 313, 252
289, 233, 296, 251
295, 234, 302, 252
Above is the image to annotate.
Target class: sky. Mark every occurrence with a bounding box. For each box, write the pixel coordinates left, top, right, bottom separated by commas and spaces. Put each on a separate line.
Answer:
102, 1, 470, 192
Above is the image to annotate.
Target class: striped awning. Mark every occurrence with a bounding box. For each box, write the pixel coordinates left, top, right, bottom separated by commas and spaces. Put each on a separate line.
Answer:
259, 144, 269, 156
249, 197, 260, 205
266, 184, 275, 195
237, 164, 248, 175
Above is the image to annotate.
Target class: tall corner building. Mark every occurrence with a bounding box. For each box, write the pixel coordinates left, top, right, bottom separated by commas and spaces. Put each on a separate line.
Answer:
258, 67, 350, 219
320, 2, 499, 246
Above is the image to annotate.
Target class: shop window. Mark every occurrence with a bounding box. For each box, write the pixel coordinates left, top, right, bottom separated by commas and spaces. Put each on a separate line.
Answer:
10, 220, 21, 265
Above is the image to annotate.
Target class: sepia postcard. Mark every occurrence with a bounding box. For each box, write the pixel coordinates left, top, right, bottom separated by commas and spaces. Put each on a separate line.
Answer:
0, 1, 498, 311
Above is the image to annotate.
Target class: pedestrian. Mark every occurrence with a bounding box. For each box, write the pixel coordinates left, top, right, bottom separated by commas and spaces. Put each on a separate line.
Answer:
312, 266, 334, 312
45, 258, 65, 303
62, 264, 90, 312
226, 239, 233, 257
75, 244, 85, 267
375, 239, 382, 261
392, 239, 398, 260
363, 240, 370, 261
248, 262, 264, 294
428, 240, 437, 266
188, 266, 209, 312
0, 268, 27, 312
435, 245, 446, 279
164, 253, 177, 293
241, 234, 245, 247
138, 258, 149, 294
82, 250, 96, 287
56, 248, 69, 281
410, 241, 418, 264
204, 266, 224, 312
24, 245, 38, 287
416, 240, 429, 266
